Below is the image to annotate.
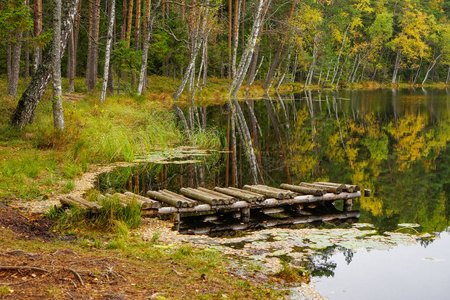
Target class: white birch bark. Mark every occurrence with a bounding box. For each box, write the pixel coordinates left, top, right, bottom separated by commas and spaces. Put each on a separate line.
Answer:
52, 0, 64, 130
422, 54, 442, 84
229, 0, 271, 97
100, 0, 116, 103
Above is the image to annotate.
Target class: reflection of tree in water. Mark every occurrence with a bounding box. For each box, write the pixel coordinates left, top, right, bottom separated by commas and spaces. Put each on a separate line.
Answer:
303, 247, 337, 278
302, 246, 355, 277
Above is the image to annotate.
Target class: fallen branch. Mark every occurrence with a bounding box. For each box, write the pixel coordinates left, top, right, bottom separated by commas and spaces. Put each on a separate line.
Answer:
0, 266, 50, 273
64, 267, 84, 286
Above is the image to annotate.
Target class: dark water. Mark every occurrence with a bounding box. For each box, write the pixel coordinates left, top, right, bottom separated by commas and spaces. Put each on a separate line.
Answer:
99, 88, 450, 298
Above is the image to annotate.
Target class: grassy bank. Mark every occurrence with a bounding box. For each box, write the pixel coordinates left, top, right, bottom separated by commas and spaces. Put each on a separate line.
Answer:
0, 78, 221, 201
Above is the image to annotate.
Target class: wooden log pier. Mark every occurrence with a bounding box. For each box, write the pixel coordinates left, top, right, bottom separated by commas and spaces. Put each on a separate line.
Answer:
59, 182, 370, 226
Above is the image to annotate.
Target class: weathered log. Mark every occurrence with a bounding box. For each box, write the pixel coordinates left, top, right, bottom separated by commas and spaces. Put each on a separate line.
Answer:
255, 185, 297, 198
60, 195, 102, 212
214, 187, 262, 202
161, 190, 197, 207
180, 188, 218, 205
314, 182, 360, 192
123, 192, 161, 209
188, 188, 226, 205
198, 187, 237, 204
243, 185, 285, 199
159, 191, 190, 208
228, 187, 265, 199
300, 182, 342, 194
147, 190, 182, 208
280, 183, 326, 196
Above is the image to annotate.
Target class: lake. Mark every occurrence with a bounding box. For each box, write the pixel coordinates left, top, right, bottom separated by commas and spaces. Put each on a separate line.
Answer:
99, 88, 450, 299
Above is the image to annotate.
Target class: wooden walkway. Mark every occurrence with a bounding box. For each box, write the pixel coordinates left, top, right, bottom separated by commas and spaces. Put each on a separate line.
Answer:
60, 182, 369, 224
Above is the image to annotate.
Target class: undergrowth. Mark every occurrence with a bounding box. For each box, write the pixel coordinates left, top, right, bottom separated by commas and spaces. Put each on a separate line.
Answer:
46, 195, 142, 235
0, 77, 223, 200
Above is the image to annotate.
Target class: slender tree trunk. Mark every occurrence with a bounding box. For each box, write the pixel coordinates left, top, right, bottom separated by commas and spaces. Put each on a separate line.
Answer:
446, 66, 450, 85
10, 0, 80, 128
68, 0, 81, 92
101, 0, 116, 103
392, 48, 402, 84
52, 0, 64, 130
67, 31, 75, 92
412, 56, 423, 85
7, 30, 23, 98
331, 24, 350, 85
230, 0, 270, 97
231, 0, 240, 78
86, 0, 100, 90
122, 0, 128, 40
24, 14, 30, 80
422, 53, 442, 85
263, 0, 296, 90
231, 112, 237, 187
33, 0, 42, 73
228, 0, 232, 78
126, 0, 134, 46
137, 0, 162, 95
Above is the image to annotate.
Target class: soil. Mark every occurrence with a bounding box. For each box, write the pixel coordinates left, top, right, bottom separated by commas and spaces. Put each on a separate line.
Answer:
0, 207, 55, 241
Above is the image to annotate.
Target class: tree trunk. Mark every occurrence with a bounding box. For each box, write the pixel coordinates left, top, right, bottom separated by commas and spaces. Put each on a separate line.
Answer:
33, 0, 42, 73
52, 0, 64, 130
228, 0, 232, 78
330, 24, 350, 85
231, 0, 240, 78
86, 0, 100, 91
126, 0, 134, 46
229, 0, 270, 97
262, 0, 296, 90
392, 48, 401, 84
122, 0, 127, 41
68, 0, 81, 92
10, 0, 80, 128
137, 0, 161, 95
446, 66, 450, 85
101, 0, 116, 103
7, 30, 23, 98
422, 53, 442, 85
67, 31, 75, 92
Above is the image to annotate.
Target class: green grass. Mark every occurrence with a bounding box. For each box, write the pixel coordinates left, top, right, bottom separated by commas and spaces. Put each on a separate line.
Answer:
0, 77, 224, 201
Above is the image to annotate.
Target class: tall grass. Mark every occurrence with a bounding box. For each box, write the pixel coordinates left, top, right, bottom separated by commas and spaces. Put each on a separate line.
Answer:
47, 195, 142, 233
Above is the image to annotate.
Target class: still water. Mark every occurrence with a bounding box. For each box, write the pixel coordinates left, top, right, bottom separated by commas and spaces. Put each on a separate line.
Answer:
100, 88, 450, 299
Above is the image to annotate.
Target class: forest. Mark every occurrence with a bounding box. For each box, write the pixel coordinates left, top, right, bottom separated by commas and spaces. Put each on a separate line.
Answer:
1, 0, 450, 104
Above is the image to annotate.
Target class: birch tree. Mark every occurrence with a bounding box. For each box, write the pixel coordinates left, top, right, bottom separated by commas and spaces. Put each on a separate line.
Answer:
10, 0, 80, 128
101, 0, 116, 103
52, 0, 64, 130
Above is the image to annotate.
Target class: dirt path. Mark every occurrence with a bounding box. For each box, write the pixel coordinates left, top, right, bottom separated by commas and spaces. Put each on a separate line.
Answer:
8, 162, 135, 214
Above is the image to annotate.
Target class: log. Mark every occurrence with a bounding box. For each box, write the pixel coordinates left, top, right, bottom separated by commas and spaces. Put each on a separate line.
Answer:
255, 185, 297, 198
300, 182, 342, 194
123, 192, 161, 209
280, 183, 326, 196
214, 187, 262, 202
197, 187, 237, 204
314, 182, 360, 192
161, 190, 197, 206
159, 191, 193, 208
180, 188, 218, 205
243, 185, 285, 199
188, 188, 226, 205
228, 187, 265, 199
147, 190, 182, 208
60, 195, 102, 212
